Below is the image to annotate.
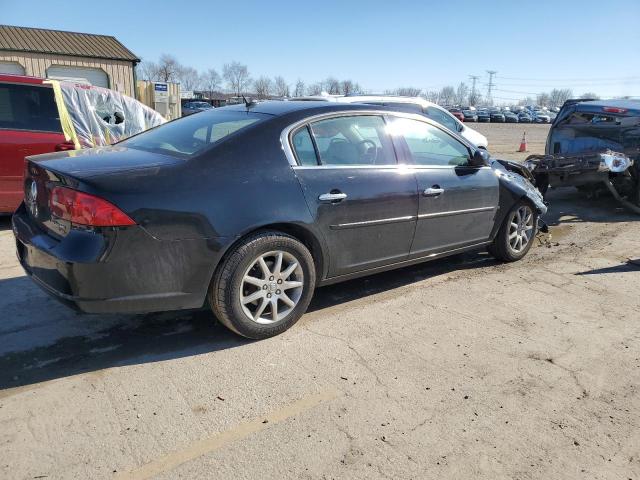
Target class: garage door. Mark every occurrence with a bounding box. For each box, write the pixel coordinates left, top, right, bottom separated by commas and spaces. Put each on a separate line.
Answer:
0, 62, 26, 75
46, 66, 109, 88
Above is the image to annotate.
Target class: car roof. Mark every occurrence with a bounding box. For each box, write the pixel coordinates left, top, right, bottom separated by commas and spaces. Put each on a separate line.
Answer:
574, 98, 640, 112
219, 100, 390, 116
0, 73, 48, 85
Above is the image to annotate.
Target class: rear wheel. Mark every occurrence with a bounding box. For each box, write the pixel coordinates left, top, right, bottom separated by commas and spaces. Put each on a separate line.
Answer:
209, 231, 316, 339
488, 201, 537, 262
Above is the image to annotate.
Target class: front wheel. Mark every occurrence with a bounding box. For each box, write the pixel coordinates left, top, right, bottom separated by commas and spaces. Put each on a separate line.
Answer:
488, 201, 537, 262
209, 232, 316, 339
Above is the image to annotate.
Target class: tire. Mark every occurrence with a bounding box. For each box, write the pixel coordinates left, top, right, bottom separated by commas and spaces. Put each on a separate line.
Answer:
488, 200, 538, 262
209, 231, 316, 339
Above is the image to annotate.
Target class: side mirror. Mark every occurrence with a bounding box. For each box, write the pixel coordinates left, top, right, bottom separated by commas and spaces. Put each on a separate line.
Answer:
470, 149, 490, 167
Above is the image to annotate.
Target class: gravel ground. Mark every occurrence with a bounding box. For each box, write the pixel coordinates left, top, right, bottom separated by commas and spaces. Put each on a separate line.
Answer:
472, 122, 551, 161
0, 124, 638, 480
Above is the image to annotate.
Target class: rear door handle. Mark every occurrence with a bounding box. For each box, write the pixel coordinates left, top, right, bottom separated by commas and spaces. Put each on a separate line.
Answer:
318, 192, 347, 202
423, 186, 444, 197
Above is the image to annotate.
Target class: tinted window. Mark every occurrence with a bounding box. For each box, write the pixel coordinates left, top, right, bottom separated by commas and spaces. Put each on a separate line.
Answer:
389, 118, 469, 166
309, 115, 396, 166
0, 83, 61, 132
121, 110, 266, 158
291, 126, 318, 166
425, 106, 458, 132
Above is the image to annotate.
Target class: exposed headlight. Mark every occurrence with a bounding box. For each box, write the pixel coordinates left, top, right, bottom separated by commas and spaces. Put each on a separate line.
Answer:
599, 153, 632, 173
523, 160, 537, 172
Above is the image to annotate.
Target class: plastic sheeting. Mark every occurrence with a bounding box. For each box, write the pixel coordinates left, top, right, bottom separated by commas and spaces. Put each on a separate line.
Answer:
52, 81, 165, 148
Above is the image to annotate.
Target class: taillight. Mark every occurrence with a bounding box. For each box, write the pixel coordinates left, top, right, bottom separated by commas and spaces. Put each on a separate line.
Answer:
55, 141, 77, 152
49, 186, 136, 227
602, 107, 627, 114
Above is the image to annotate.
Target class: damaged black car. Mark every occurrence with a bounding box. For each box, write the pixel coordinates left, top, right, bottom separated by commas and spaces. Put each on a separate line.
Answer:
524, 99, 640, 212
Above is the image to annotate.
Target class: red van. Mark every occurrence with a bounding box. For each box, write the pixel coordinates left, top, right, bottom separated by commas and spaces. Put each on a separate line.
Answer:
0, 75, 69, 213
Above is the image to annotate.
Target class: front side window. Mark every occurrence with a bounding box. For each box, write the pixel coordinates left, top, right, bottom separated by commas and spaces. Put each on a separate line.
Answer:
425, 106, 458, 132
309, 115, 396, 166
389, 117, 470, 167
0, 83, 61, 133
121, 110, 266, 157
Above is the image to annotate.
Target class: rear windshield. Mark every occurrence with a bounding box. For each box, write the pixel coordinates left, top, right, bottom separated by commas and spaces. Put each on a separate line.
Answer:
120, 109, 267, 158
0, 83, 62, 133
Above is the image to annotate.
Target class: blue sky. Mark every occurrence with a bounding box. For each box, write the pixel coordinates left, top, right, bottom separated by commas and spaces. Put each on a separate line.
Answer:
3, 0, 639, 100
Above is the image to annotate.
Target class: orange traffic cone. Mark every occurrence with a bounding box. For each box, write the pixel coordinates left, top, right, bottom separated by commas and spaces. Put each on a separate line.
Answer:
518, 132, 528, 152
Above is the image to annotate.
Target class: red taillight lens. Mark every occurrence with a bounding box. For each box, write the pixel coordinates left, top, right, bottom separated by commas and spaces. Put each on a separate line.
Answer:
49, 186, 136, 227
603, 107, 627, 114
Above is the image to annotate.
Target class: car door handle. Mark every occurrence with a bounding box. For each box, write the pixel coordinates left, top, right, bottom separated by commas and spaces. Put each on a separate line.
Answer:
423, 187, 444, 197
318, 192, 347, 202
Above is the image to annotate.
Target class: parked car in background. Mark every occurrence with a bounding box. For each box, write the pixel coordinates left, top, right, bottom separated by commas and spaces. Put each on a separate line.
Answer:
448, 108, 465, 122
533, 112, 551, 123
462, 110, 478, 122
489, 110, 505, 123
0, 74, 164, 214
182, 101, 213, 116
504, 111, 519, 123
518, 112, 533, 123
14, 102, 546, 339
294, 94, 489, 148
476, 110, 491, 122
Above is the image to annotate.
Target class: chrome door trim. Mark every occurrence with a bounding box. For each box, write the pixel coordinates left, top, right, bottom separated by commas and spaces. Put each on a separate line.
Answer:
330, 215, 417, 230
417, 206, 496, 220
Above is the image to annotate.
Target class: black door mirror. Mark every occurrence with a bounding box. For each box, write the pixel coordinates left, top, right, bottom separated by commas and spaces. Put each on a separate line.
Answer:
469, 149, 490, 167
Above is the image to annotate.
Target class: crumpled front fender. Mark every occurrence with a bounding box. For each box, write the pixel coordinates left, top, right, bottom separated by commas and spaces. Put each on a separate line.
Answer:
491, 159, 548, 215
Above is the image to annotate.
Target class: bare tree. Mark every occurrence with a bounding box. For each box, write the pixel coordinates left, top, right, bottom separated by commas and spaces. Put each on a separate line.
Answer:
439, 86, 456, 105
137, 61, 159, 81
580, 92, 600, 100
549, 88, 573, 108
307, 82, 324, 95
468, 90, 482, 106
273, 76, 290, 97
395, 87, 422, 97
352, 83, 363, 94
423, 90, 440, 103
223, 61, 251, 96
294, 79, 305, 97
455, 82, 469, 106
202, 68, 221, 97
254, 76, 273, 99
325, 77, 341, 94
341, 80, 355, 95
177, 66, 201, 91
536, 92, 551, 107
517, 96, 536, 106
156, 54, 181, 82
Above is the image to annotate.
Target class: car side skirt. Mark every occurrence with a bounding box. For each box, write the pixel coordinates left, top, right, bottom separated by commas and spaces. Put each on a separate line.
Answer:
318, 240, 492, 286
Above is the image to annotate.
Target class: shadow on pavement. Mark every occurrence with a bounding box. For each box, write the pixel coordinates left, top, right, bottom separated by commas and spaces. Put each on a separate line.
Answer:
0, 216, 12, 232
543, 188, 639, 225
0, 251, 495, 391
575, 261, 640, 276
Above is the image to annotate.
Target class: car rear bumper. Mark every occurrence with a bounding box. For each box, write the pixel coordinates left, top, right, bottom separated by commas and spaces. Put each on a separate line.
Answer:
12, 203, 223, 314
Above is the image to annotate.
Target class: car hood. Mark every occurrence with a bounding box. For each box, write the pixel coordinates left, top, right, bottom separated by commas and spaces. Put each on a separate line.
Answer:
26, 146, 182, 179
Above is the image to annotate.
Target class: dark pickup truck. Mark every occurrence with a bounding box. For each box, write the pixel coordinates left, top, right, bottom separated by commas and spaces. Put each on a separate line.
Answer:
524, 99, 640, 212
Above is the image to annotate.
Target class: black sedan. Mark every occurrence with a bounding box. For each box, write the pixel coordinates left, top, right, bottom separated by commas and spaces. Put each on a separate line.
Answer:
476, 110, 491, 122
504, 111, 519, 123
13, 102, 546, 339
489, 110, 505, 123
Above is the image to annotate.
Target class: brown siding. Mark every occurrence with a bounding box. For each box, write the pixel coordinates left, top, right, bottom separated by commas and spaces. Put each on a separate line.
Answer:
0, 50, 136, 98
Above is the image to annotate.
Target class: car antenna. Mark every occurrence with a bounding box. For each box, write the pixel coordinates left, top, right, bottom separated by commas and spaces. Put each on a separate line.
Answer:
242, 95, 255, 109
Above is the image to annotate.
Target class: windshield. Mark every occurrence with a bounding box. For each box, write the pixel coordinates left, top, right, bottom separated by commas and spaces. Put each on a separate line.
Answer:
120, 109, 267, 158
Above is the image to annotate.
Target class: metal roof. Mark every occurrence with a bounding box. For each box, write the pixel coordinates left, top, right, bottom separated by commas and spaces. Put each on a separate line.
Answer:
0, 25, 139, 63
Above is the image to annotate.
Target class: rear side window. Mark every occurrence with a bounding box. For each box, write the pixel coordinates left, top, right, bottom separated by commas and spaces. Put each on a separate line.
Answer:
121, 109, 266, 158
291, 127, 318, 166
308, 115, 396, 166
0, 83, 61, 133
